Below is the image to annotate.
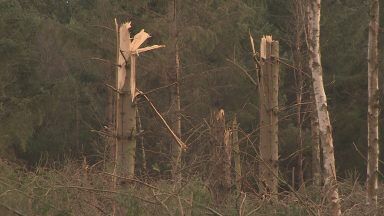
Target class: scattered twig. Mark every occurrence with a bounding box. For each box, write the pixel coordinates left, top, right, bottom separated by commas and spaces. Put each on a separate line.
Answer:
101, 172, 158, 190
152, 189, 174, 216
88, 57, 120, 67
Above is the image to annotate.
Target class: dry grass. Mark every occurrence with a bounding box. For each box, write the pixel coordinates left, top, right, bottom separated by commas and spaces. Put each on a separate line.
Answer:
0, 160, 382, 216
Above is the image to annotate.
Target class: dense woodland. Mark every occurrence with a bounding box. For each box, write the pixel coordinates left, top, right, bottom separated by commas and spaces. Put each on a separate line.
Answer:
1, 0, 384, 215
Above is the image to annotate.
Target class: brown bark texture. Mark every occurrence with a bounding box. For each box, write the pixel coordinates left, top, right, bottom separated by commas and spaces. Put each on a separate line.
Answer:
259, 36, 279, 197
209, 109, 231, 203
168, 0, 182, 181
310, 92, 322, 186
114, 22, 137, 180
232, 115, 242, 192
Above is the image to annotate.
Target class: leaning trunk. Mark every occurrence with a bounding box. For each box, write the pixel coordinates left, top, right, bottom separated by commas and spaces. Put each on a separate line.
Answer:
308, 1, 341, 215
367, 0, 380, 206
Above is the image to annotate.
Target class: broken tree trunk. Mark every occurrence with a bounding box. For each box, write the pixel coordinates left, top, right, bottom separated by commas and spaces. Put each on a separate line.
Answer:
115, 22, 137, 180
259, 36, 279, 197
232, 115, 242, 192
209, 109, 231, 203
168, 0, 182, 181
367, 0, 380, 206
308, 1, 341, 215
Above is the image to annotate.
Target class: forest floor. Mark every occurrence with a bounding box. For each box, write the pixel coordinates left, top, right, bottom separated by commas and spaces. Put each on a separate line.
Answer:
0, 160, 382, 216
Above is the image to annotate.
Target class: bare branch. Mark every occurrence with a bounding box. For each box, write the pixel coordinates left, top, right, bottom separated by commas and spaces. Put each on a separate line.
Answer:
137, 90, 187, 150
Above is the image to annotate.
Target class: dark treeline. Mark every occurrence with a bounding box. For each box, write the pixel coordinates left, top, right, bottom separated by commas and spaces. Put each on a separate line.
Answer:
0, 0, 382, 188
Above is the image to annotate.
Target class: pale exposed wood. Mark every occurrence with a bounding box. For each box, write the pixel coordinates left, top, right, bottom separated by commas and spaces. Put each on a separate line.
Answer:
130, 29, 150, 51
115, 22, 136, 179
135, 45, 165, 54
118, 26, 164, 101
129, 31, 164, 101
117, 22, 131, 91
367, 0, 380, 206
259, 36, 279, 197
308, 1, 341, 215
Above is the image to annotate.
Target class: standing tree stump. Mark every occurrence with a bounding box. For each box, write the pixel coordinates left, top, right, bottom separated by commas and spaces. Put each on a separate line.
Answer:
114, 22, 137, 181
232, 115, 242, 192
258, 36, 279, 197
209, 109, 232, 203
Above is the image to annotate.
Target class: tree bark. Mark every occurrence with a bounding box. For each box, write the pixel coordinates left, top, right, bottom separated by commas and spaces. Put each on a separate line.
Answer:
259, 36, 279, 197
308, 1, 341, 215
107, 65, 116, 163
367, 0, 380, 206
232, 115, 242, 192
306, 2, 322, 187
136, 106, 147, 175
168, 0, 182, 181
114, 22, 136, 181
209, 109, 231, 203
310, 92, 322, 186
291, 0, 306, 188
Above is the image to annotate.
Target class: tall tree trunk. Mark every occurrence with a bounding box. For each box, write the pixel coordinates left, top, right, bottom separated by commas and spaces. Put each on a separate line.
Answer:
259, 36, 279, 197
308, 1, 341, 215
367, 0, 380, 206
306, 0, 322, 187
232, 115, 242, 192
168, 0, 182, 181
114, 22, 136, 181
310, 92, 322, 186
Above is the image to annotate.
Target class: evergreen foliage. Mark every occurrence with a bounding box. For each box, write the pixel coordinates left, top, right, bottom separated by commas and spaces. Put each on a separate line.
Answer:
0, 0, 381, 188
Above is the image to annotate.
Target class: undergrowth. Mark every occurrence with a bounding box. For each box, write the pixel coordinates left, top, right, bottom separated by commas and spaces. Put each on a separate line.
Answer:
0, 160, 382, 216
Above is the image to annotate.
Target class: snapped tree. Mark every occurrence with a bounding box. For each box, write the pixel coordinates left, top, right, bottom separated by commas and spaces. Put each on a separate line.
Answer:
258, 36, 279, 197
